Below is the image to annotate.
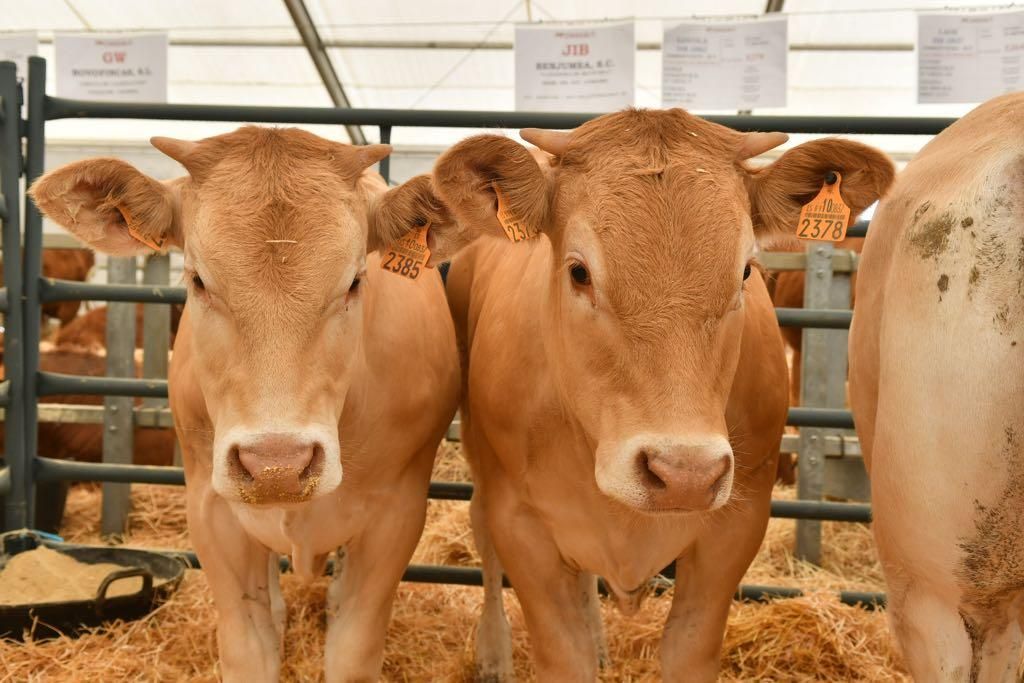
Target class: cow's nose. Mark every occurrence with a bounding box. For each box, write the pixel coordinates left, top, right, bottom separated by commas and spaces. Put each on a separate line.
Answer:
230, 434, 324, 503
636, 443, 733, 511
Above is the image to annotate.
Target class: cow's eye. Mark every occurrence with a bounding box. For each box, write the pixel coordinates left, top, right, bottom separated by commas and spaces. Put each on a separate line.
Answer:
569, 262, 591, 287
349, 276, 361, 293
191, 272, 205, 292
743, 263, 752, 281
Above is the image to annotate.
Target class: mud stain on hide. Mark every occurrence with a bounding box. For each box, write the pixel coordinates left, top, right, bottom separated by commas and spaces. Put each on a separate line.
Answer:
938, 274, 950, 294
962, 216, 975, 229
956, 427, 1024, 682
909, 211, 956, 259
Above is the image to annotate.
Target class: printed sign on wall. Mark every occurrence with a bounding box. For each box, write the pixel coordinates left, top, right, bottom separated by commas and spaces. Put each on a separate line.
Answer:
515, 21, 634, 112
0, 33, 38, 80
662, 17, 788, 110
918, 10, 1024, 104
55, 33, 168, 102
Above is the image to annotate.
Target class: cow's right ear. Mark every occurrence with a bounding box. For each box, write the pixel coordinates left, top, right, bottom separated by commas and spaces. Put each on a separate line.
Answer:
29, 158, 181, 255
431, 134, 549, 244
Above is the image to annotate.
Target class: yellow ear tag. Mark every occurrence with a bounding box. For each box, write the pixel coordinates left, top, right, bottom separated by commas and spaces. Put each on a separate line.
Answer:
492, 182, 536, 243
381, 224, 431, 280
119, 207, 166, 251
796, 172, 852, 242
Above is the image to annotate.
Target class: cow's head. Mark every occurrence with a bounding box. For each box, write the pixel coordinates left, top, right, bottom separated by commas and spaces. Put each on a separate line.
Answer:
30, 127, 392, 505
374, 109, 893, 514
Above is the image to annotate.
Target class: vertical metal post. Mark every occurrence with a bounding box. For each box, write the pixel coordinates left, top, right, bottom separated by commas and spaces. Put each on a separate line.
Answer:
795, 242, 835, 563
21, 56, 47, 531
379, 125, 392, 185
141, 254, 170, 386
0, 62, 27, 530
102, 257, 136, 537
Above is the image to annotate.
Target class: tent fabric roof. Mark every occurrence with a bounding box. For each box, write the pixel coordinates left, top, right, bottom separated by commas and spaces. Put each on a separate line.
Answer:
0, 0, 1004, 151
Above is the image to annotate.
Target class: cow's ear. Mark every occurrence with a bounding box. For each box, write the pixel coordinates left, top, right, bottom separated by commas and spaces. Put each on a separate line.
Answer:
746, 138, 895, 244
29, 158, 182, 255
431, 134, 550, 244
369, 174, 462, 266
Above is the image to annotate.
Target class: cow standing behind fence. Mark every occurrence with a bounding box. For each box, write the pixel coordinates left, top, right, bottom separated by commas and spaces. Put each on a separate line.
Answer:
850, 92, 1024, 681
374, 108, 894, 681
29, 126, 460, 682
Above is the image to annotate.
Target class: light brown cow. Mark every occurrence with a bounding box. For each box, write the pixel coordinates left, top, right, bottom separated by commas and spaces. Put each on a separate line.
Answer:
374, 109, 894, 680
0, 248, 95, 325
30, 126, 460, 682
55, 303, 184, 351
850, 93, 1024, 681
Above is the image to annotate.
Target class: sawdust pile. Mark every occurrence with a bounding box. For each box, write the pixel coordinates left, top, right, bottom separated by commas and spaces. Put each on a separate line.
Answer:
0, 546, 154, 604
0, 441, 907, 681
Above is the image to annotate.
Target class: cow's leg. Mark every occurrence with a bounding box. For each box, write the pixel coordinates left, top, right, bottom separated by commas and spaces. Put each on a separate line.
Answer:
267, 553, 286, 650
323, 471, 430, 682
485, 492, 597, 682
578, 572, 607, 668
187, 485, 280, 683
470, 491, 514, 682
661, 503, 770, 682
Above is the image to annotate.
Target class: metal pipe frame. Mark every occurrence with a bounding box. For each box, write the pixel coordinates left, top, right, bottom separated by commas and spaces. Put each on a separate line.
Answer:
1, 63, 29, 529
14, 55, 948, 601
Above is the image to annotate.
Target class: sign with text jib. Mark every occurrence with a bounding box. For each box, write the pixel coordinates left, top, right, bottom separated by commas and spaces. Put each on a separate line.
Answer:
515, 21, 635, 113
662, 16, 788, 110
55, 33, 168, 103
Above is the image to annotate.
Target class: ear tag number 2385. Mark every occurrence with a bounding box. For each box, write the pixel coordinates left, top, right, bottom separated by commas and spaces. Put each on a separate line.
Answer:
796, 172, 852, 242
381, 225, 431, 280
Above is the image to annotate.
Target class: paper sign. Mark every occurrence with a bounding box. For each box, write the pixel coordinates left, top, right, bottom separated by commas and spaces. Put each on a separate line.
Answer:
381, 226, 431, 280
0, 33, 38, 81
515, 21, 634, 113
796, 174, 851, 242
918, 10, 1024, 104
493, 183, 536, 242
55, 33, 168, 102
662, 17, 787, 110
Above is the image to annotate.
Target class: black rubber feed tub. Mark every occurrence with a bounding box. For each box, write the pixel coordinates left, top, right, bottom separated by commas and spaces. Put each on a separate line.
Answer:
0, 530, 186, 640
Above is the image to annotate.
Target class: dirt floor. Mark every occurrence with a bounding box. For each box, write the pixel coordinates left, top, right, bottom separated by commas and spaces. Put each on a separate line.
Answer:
0, 442, 906, 682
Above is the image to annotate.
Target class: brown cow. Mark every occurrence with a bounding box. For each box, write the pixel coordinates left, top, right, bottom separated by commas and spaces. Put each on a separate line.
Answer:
30, 126, 460, 681
374, 109, 894, 680
0, 345, 177, 467
55, 303, 184, 351
849, 93, 1024, 680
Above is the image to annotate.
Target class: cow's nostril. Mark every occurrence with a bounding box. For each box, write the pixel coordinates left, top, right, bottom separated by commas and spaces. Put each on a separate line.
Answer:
637, 450, 667, 490
301, 443, 325, 481
229, 444, 253, 482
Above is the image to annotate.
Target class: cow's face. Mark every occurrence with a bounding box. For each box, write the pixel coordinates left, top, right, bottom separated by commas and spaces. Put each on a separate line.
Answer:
30, 127, 392, 506
374, 109, 893, 514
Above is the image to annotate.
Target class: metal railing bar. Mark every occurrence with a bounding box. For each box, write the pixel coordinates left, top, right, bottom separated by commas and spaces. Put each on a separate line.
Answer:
40, 278, 186, 304
36, 371, 168, 398
34, 457, 185, 485
776, 308, 852, 329
43, 96, 955, 137
0, 466, 9, 496
788, 407, 855, 429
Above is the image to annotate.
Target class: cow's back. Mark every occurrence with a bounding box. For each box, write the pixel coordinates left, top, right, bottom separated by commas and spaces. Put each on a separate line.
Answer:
849, 93, 1024, 672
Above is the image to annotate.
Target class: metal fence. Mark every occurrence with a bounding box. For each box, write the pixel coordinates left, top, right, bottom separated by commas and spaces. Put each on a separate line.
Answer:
0, 56, 957, 608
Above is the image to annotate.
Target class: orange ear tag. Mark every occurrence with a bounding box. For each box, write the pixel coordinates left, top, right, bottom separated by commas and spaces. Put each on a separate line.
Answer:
796, 172, 852, 242
492, 182, 536, 243
381, 225, 431, 280
119, 207, 166, 251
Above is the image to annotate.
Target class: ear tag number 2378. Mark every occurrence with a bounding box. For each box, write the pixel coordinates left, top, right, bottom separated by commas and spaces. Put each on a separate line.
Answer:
381, 225, 431, 280
493, 182, 537, 243
796, 172, 852, 242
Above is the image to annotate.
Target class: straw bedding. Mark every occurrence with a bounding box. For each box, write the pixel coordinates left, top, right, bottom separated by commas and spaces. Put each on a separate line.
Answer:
0, 442, 907, 682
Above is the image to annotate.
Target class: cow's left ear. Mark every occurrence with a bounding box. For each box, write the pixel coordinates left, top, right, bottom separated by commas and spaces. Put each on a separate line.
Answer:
369, 174, 461, 266
745, 138, 895, 243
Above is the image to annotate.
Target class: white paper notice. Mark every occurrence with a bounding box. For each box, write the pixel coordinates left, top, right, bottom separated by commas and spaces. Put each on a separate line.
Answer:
55, 33, 168, 102
0, 33, 38, 80
918, 10, 1024, 104
515, 21, 634, 112
662, 17, 787, 110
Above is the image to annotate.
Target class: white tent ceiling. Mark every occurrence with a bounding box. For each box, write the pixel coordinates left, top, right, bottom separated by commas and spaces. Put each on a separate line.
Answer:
0, 0, 1007, 154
